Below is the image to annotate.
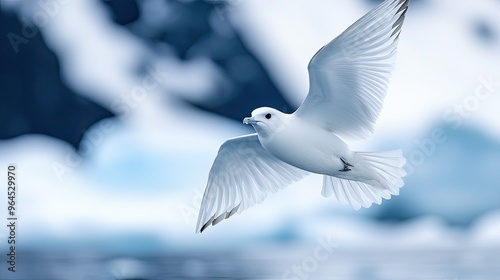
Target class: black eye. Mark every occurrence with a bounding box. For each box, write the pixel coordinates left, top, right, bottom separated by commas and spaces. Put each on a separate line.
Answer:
265, 113, 272, 119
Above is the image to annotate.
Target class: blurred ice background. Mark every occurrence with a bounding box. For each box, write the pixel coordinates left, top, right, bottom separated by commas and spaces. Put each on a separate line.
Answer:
1, 0, 500, 279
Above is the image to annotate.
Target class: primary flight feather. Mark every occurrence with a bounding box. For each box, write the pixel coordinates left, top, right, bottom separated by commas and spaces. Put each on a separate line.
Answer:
197, 0, 409, 233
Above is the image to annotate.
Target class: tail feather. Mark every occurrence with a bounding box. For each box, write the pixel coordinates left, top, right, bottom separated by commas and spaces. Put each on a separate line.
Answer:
322, 150, 406, 210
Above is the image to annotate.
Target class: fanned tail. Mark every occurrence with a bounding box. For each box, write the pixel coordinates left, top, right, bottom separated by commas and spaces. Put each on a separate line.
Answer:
322, 150, 406, 210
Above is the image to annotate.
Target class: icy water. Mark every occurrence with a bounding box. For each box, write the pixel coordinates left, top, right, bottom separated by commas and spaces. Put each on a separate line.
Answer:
1, 247, 499, 279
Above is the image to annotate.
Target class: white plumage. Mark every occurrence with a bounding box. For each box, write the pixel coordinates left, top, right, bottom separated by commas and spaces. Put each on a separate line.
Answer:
196, 0, 409, 233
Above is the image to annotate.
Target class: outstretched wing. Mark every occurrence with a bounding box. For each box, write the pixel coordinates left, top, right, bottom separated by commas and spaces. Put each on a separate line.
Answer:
295, 0, 409, 141
196, 134, 308, 233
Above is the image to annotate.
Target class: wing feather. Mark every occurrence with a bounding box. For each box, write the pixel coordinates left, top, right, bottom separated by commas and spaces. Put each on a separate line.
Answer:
295, 0, 409, 141
196, 134, 308, 233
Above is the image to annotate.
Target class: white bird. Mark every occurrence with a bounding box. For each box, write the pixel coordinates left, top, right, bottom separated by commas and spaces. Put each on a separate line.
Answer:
196, 0, 409, 233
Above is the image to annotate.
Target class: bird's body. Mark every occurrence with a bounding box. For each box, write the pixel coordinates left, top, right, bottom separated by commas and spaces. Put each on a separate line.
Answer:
252, 109, 385, 189
196, 0, 410, 233
257, 112, 352, 177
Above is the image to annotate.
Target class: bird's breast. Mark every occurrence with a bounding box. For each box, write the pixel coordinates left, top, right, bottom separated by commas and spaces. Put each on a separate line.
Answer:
260, 122, 350, 175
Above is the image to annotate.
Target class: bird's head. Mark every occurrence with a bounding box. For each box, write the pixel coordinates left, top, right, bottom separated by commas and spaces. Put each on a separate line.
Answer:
243, 107, 290, 138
